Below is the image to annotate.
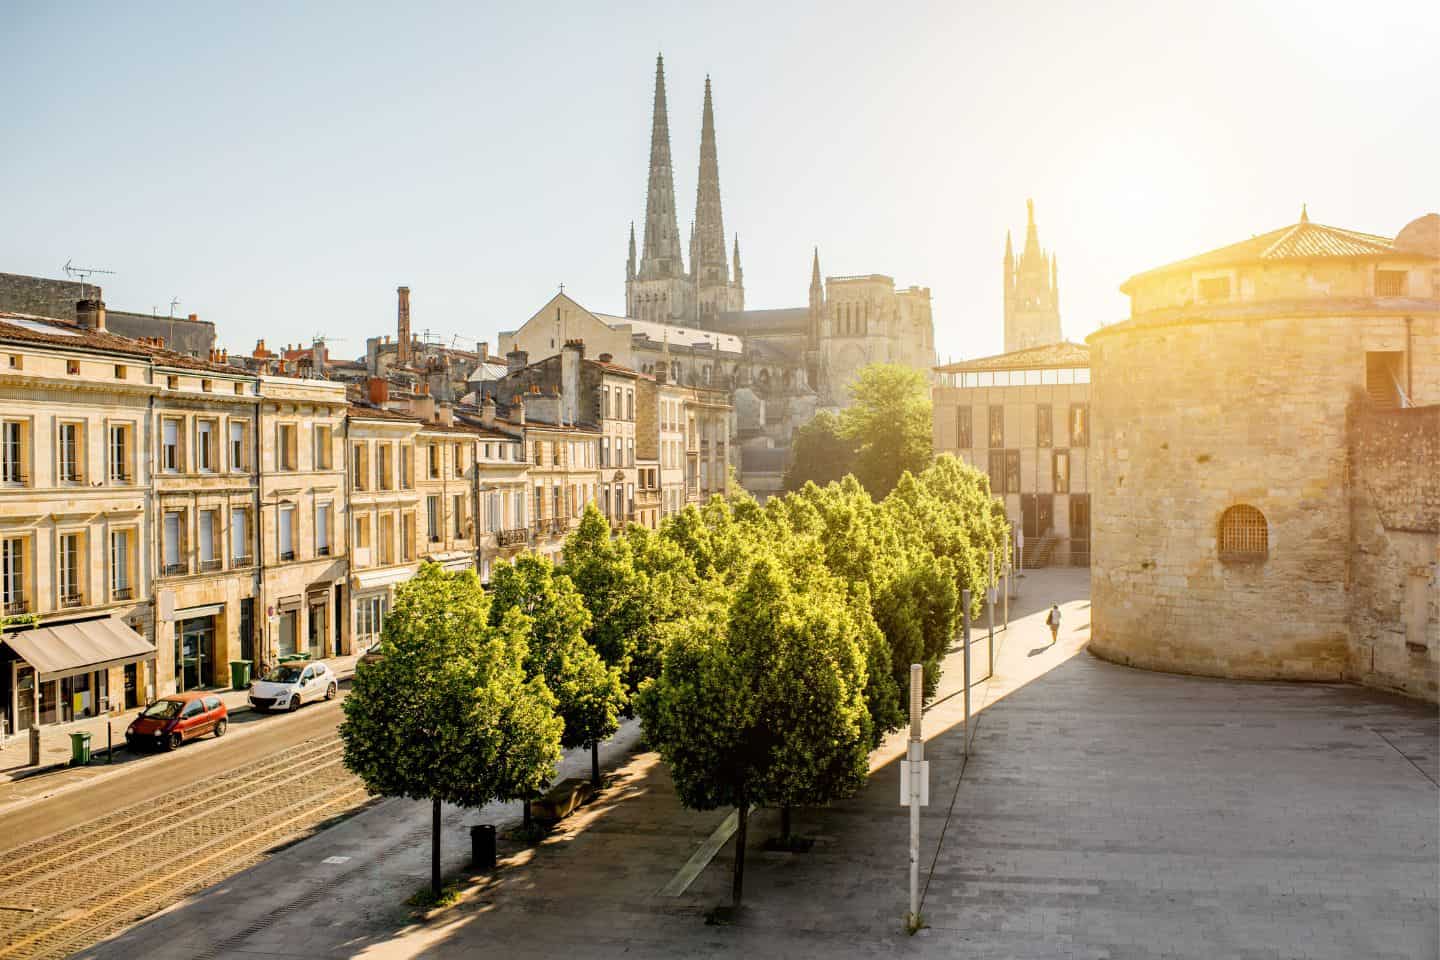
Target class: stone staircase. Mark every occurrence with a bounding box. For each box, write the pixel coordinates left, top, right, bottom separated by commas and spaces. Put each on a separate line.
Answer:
1021, 531, 1058, 569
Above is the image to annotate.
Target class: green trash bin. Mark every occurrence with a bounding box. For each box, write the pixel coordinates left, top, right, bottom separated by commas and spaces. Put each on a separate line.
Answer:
229, 660, 253, 690
69, 731, 91, 766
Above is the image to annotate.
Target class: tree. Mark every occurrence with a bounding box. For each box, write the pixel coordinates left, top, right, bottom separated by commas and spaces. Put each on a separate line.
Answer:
637, 554, 871, 908
340, 563, 562, 897
489, 554, 626, 787
839, 363, 933, 498
782, 410, 857, 492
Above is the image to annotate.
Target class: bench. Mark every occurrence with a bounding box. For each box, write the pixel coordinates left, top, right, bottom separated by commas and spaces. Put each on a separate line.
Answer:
528, 777, 594, 823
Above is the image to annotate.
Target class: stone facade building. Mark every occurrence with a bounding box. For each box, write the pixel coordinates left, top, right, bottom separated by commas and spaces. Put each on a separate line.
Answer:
1088, 210, 1439, 702
0, 273, 217, 357
933, 341, 1092, 566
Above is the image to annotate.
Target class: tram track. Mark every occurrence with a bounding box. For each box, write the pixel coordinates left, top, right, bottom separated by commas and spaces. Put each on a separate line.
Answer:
0, 722, 373, 960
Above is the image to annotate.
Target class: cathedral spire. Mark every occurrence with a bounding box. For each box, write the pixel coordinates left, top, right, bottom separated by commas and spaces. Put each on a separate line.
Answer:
692, 74, 730, 325
732, 233, 742, 283
1023, 197, 1041, 257
626, 221, 636, 282
638, 53, 683, 279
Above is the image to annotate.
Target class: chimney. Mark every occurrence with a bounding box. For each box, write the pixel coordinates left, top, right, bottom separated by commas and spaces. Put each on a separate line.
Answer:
436, 403, 454, 426
654, 360, 668, 384
187, 313, 198, 323
598, 352, 613, 364
514, 394, 526, 426
367, 376, 390, 405
481, 395, 496, 427
478, 341, 489, 361
561, 340, 583, 425
396, 286, 411, 364
76, 299, 106, 333
506, 349, 528, 374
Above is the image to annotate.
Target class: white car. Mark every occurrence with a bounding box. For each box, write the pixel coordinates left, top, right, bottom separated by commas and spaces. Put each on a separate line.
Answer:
248, 661, 338, 713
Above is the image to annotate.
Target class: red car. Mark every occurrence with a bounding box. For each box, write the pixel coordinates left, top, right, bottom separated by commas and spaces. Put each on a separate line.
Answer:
126, 692, 228, 751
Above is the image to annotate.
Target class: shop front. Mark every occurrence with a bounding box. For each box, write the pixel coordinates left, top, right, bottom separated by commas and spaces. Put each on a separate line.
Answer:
1, 618, 156, 733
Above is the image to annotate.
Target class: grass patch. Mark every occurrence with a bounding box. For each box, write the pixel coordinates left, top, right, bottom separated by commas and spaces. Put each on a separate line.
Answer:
905, 912, 928, 935
407, 882, 465, 912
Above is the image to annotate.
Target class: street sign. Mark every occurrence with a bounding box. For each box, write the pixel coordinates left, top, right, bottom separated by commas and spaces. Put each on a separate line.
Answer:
899, 760, 929, 807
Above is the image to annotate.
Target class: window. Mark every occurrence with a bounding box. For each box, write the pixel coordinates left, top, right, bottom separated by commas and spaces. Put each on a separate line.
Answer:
1, 420, 27, 485
1218, 504, 1268, 562
315, 425, 333, 470
379, 513, 395, 565
316, 503, 332, 556
955, 406, 972, 448
1053, 450, 1070, 494
453, 494, 466, 539
59, 532, 83, 607
277, 424, 297, 471
400, 445, 413, 488
377, 443, 393, 491
114, 364, 126, 379
108, 423, 132, 482
162, 418, 181, 472
426, 496, 441, 542
234, 382, 245, 396
1197, 275, 1232, 303
231, 508, 250, 564
453, 443, 464, 477
988, 405, 1005, 449
167, 375, 179, 390
626, 389, 634, 420
163, 511, 185, 575
198, 509, 219, 569
601, 437, 610, 467
402, 513, 415, 561
229, 421, 248, 472
354, 514, 372, 550
352, 442, 368, 490
278, 505, 295, 561
110, 529, 134, 600
602, 387, 610, 420
196, 419, 217, 473
1005, 450, 1020, 494
1037, 406, 1053, 448
67, 359, 80, 376
356, 595, 387, 647
58, 421, 83, 482
1069, 405, 1089, 447
201, 378, 213, 393
1375, 269, 1406, 297
2, 536, 27, 613
428, 443, 441, 478
8, 354, 20, 369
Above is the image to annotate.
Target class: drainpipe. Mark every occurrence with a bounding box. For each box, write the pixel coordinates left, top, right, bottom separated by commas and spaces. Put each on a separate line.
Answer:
253, 389, 265, 670
1405, 316, 1413, 404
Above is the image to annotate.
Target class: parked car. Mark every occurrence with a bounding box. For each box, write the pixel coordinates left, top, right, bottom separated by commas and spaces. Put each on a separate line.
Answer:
248, 661, 338, 713
126, 692, 228, 751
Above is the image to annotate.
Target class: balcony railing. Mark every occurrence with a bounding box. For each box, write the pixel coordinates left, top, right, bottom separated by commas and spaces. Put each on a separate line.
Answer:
232, 553, 252, 567
112, 586, 134, 601
198, 558, 223, 573
2, 472, 29, 486
161, 561, 187, 576
4, 598, 29, 615
60, 592, 85, 609
109, 472, 132, 484
550, 517, 569, 535
497, 528, 528, 547
279, 550, 295, 562
317, 545, 331, 557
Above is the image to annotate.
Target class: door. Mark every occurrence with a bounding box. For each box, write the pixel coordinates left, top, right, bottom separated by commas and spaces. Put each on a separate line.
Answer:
1021, 495, 1039, 540
123, 663, 139, 710
278, 611, 297, 657
15, 664, 35, 732
1069, 494, 1091, 567
202, 696, 223, 734
1036, 495, 1054, 537
307, 604, 326, 661
178, 617, 216, 690
333, 585, 343, 657
239, 598, 254, 664
178, 698, 204, 741
299, 665, 316, 703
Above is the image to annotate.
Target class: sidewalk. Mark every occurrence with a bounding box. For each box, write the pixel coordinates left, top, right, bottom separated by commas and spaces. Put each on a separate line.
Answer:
0, 653, 361, 784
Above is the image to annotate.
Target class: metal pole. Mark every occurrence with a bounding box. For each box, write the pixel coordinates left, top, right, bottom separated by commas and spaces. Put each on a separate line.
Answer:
907, 662, 922, 928
1003, 551, 1010, 630
987, 549, 996, 677
961, 589, 971, 757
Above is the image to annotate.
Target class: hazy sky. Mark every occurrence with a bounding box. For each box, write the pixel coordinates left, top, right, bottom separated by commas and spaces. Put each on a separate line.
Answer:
3, 0, 1436, 364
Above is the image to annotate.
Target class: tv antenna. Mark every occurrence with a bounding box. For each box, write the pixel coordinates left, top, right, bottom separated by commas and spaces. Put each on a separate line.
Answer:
168, 297, 181, 317
63, 259, 116, 299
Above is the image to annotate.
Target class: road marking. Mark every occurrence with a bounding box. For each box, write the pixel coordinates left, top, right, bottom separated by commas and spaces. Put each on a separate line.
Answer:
659, 807, 744, 898
322, 856, 351, 865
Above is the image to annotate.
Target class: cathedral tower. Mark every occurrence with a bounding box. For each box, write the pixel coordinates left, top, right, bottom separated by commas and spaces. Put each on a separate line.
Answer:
626, 54, 691, 324
1003, 199, 1062, 351
691, 76, 744, 326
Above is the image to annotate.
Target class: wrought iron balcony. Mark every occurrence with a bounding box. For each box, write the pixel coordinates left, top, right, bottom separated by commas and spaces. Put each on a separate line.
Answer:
161, 561, 188, 576
4, 597, 29, 615
112, 586, 134, 601
60, 592, 85, 609
497, 528, 528, 547
279, 550, 295, 562
198, 558, 223, 573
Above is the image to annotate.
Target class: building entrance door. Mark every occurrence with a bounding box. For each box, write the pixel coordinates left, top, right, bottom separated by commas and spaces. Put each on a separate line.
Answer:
1069, 494, 1091, 567
307, 603, 326, 660
239, 598, 255, 664
177, 616, 216, 690
15, 663, 35, 732
277, 611, 298, 657
124, 662, 140, 709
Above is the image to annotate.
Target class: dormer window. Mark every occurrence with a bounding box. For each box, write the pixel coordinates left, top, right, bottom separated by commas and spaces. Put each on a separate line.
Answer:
1197, 276, 1232, 303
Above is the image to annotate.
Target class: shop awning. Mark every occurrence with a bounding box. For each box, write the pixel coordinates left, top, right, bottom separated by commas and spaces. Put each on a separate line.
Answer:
3, 618, 156, 681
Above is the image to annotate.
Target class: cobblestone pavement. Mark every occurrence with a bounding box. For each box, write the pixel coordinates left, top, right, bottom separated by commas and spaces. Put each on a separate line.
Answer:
79, 570, 1438, 959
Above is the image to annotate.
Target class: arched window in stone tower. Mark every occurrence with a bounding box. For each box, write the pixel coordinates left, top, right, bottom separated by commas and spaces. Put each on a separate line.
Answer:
1218, 505, 1268, 562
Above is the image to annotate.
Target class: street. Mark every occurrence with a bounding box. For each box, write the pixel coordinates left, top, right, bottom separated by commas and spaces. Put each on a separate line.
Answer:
0, 693, 366, 960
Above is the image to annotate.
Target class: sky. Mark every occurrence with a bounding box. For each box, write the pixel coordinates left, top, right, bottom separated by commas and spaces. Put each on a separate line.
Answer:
2, 0, 1436, 364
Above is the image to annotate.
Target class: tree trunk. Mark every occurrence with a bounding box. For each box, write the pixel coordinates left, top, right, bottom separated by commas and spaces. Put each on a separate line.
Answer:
430, 796, 442, 898
780, 804, 792, 844
590, 741, 601, 788
522, 794, 533, 834
732, 800, 748, 907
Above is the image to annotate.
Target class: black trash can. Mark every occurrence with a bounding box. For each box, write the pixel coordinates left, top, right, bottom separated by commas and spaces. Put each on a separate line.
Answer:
470, 824, 496, 870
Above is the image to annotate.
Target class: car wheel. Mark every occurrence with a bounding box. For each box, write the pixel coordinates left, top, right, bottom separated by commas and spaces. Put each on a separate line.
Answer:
214, 718, 228, 738
325, 683, 337, 701
287, 696, 300, 713
166, 732, 182, 751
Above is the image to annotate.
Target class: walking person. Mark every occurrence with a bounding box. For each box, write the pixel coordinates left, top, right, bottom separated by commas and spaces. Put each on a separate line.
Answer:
1046, 603, 1061, 646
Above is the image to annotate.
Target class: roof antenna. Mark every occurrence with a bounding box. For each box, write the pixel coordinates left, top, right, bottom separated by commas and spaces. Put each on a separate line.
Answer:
169, 297, 181, 318
62, 259, 116, 300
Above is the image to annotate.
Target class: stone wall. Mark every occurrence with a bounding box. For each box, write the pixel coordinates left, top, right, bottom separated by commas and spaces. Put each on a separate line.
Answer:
1348, 405, 1439, 700
0, 272, 87, 321
1089, 309, 1438, 690
108, 311, 216, 357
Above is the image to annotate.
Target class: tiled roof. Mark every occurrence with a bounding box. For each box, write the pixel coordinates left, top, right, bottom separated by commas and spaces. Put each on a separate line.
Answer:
713, 307, 809, 336
936, 340, 1089, 372
0, 312, 249, 375
1121, 214, 1404, 291
345, 403, 421, 422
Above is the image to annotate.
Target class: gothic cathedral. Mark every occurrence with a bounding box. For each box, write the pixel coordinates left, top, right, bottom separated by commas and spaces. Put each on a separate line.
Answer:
1003, 199, 1062, 352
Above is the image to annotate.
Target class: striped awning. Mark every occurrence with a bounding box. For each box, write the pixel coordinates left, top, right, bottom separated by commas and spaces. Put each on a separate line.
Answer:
3, 618, 156, 681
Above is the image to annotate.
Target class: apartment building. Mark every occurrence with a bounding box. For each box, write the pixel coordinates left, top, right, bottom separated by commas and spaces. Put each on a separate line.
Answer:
256, 376, 348, 663
470, 406, 531, 582
689, 385, 733, 502
151, 358, 262, 695
345, 404, 421, 653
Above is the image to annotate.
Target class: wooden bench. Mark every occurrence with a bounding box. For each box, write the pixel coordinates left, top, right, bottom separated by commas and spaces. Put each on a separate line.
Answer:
528, 777, 594, 823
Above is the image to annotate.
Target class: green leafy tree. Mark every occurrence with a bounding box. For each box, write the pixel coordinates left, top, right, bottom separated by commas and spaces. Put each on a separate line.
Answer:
638, 554, 871, 907
489, 554, 626, 787
781, 410, 857, 492
340, 563, 562, 896
839, 363, 934, 498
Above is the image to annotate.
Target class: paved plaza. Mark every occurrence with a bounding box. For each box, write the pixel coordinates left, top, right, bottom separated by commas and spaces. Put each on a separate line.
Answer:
83, 570, 1439, 959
